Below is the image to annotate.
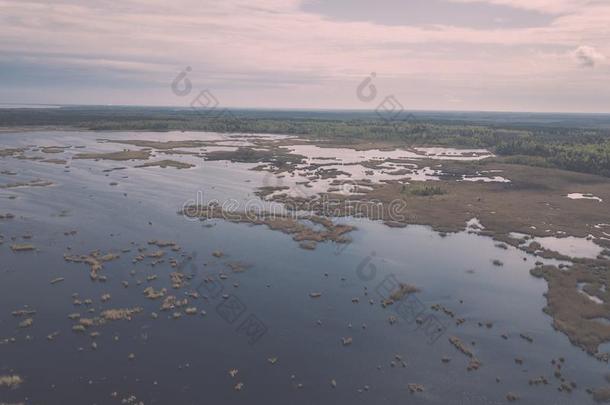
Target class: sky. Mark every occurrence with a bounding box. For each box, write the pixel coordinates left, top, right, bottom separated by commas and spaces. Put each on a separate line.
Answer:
0, 0, 609, 113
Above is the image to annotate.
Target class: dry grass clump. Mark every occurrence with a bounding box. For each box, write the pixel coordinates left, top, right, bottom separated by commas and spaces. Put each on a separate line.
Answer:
143, 286, 167, 300
136, 160, 194, 169
10, 244, 35, 252
181, 206, 354, 250
18, 318, 33, 328
389, 283, 420, 301
404, 184, 446, 196
148, 240, 180, 250
449, 336, 483, 371
0, 179, 53, 189
170, 272, 186, 289
531, 264, 610, 354
101, 307, 143, 321
64, 250, 120, 280
0, 375, 23, 389
73, 149, 151, 161
0, 148, 25, 157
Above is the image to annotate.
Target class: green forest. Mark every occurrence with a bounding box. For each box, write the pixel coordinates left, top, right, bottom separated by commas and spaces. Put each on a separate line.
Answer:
2, 107, 610, 177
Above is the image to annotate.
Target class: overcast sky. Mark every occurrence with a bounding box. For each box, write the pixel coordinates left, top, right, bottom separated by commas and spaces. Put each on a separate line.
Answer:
0, 0, 609, 112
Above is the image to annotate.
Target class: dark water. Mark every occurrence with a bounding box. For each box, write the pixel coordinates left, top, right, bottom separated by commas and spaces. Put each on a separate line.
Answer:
0, 131, 608, 405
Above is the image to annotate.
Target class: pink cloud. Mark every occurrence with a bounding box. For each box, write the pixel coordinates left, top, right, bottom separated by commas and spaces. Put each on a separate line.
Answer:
0, 0, 608, 111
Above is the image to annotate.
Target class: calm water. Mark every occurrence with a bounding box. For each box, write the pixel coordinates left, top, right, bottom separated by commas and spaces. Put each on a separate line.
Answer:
0, 131, 608, 405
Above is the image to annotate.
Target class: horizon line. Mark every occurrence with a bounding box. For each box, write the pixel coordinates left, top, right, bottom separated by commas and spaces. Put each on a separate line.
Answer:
1, 102, 610, 116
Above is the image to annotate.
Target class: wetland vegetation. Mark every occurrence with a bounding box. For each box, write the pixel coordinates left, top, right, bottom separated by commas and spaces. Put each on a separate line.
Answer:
4, 107, 610, 176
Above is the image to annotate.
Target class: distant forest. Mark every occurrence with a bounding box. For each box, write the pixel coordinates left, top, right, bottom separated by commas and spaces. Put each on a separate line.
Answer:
2, 106, 610, 177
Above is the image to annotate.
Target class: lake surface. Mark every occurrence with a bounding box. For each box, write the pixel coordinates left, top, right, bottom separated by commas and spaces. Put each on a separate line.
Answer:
0, 130, 608, 404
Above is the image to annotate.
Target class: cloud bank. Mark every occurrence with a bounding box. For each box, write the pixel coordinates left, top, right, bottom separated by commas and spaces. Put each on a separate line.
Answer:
0, 0, 608, 112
